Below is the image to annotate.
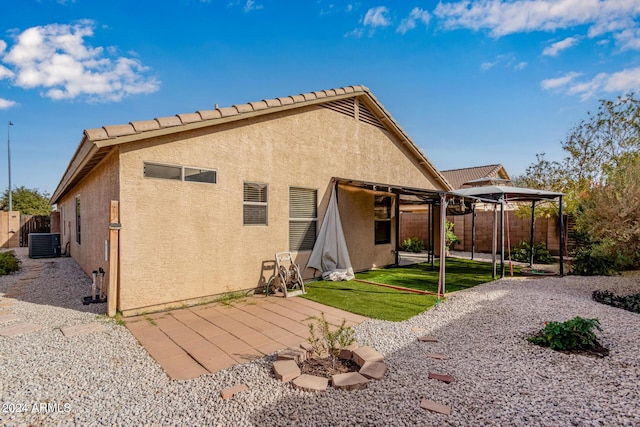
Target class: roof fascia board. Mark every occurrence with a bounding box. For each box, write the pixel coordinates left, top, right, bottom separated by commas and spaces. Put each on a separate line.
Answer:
50, 138, 99, 203
359, 94, 452, 191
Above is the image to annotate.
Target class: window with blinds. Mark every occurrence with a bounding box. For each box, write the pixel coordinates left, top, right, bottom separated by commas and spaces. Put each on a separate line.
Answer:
289, 187, 317, 251
243, 182, 268, 225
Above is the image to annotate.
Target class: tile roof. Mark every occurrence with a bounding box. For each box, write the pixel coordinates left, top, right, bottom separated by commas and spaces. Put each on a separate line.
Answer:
441, 164, 510, 189
83, 86, 367, 142
51, 85, 452, 203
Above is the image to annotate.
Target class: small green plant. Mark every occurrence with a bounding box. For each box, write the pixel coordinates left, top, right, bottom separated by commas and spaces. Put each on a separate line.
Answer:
528, 316, 603, 351
593, 290, 640, 314
307, 313, 355, 367
400, 237, 425, 253
143, 315, 157, 327
510, 241, 554, 264
0, 251, 20, 276
213, 290, 247, 306
444, 220, 460, 252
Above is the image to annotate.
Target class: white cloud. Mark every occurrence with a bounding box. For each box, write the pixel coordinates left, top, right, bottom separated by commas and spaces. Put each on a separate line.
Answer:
540, 71, 582, 90
0, 21, 160, 102
0, 64, 13, 80
345, 28, 365, 38
397, 7, 431, 34
363, 6, 391, 28
0, 98, 17, 109
434, 0, 640, 50
542, 36, 579, 56
541, 68, 640, 99
243, 0, 263, 12
481, 53, 526, 71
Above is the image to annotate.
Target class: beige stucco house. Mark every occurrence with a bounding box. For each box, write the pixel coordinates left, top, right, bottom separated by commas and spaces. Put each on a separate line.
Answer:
51, 85, 450, 316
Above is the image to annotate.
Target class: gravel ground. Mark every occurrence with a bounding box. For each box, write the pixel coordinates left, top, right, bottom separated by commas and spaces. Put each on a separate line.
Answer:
1, 248, 639, 426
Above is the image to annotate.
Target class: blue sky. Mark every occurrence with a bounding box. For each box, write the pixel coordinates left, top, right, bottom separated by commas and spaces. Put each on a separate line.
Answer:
1, 0, 640, 196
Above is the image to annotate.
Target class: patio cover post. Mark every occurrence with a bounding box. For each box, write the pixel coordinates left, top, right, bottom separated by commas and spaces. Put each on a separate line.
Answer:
559, 195, 564, 276
108, 200, 120, 317
471, 204, 476, 260
529, 200, 536, 268
437, 193, 447, 299
492, 204, 497, 279
394, 191, 400, 266
430, 202, 435, 269
500, 200, 505, 278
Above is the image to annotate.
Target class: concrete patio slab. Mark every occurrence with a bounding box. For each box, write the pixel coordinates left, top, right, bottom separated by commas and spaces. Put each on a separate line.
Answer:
125, 295, 367, 380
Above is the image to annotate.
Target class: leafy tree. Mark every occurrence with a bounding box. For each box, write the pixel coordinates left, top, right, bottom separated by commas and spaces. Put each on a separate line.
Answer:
0, 186, 52, 215
515, 93, 640, 214
574, 153, 640, 271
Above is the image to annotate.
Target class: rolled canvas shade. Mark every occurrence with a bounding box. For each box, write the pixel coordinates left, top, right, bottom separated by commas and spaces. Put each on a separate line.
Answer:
306, 185, 355, 281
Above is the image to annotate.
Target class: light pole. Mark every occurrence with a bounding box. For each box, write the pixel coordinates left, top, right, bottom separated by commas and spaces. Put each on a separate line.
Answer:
7, 121, 13, 212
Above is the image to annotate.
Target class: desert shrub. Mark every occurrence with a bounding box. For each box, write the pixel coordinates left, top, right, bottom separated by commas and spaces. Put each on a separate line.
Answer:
445, 220, 460, 250
400, 237, 425, 253
528, 316, 603, 351
0, 251, 20, 276
307, 313, 355, 360
592, 290, 640, 314
510, 241, 554, 264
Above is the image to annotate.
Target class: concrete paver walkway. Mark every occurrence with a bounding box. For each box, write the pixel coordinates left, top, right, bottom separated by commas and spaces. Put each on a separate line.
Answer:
125, 295, 367, 380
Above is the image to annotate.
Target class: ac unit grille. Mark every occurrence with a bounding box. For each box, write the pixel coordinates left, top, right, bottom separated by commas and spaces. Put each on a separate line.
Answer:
28, 233, 61, 259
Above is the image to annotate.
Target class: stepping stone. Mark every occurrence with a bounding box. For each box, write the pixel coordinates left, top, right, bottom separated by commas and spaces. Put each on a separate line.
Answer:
0, 314, 20, 323
338, 343, 359, 360
359, 361, 387, 380
332, 372, 369, 391
418, 335, 438, 343
278, 348, 308, 363
420, 399, 452, 415
411, 327, 426, 332
352, 346, 384, 367
292, 374, 328, 392
426, 352, 448, 360
220, 384, 249, 400
428, 372, 455, 383
0, 323, 44, 337
299, 342, 314, 357
61, 322, 106, 337
272, 360, 301, 382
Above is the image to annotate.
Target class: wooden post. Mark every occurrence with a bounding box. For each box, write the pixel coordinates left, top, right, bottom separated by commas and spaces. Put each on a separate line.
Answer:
108, 201, 120, 317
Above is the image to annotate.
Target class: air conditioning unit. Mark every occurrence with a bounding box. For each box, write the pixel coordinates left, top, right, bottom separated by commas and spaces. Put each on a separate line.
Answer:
28, 233, 61, 259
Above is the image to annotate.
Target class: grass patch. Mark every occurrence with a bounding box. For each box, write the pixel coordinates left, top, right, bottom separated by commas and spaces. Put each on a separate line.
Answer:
302, 258, 516, 321
303, 280, 439, 322
356, 258, 519, 293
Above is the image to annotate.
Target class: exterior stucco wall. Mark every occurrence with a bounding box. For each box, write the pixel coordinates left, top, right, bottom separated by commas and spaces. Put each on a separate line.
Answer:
116, 105, 441, 313
57, 149, 119, 289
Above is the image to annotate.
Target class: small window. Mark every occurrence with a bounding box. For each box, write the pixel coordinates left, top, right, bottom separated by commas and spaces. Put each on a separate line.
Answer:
144, 163, 181, 180
184, 167, 217, 183
75, 196, 81, 245
374, 195, 391, 245
289, 187, 317, 251
243, 182, 268, 225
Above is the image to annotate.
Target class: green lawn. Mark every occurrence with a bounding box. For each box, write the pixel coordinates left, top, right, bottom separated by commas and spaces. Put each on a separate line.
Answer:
356, 258, 520, 293
303, 258, 519, 322
302, 279, 439, 322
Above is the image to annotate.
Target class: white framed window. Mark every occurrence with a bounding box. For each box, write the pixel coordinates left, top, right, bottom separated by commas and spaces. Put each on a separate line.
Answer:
243, 182, 268, 226
289, 187, 317, 251
143, 162, 217, 184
